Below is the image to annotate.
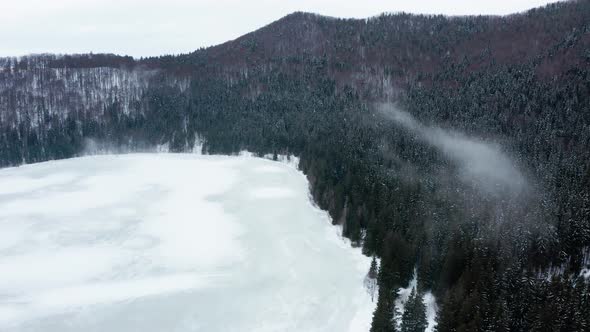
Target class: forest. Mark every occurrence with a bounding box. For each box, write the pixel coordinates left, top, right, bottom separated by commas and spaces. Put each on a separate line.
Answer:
0, 1, 589, 330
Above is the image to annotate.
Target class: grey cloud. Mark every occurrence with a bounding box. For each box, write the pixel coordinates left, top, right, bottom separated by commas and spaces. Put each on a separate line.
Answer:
378, 104, 527, 195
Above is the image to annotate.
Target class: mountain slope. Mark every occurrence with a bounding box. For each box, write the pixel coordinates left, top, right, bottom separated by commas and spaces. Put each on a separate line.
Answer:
1, 1, 589, 331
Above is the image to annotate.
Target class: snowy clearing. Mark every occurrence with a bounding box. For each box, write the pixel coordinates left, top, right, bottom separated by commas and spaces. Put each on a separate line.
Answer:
0, 154, 374, 332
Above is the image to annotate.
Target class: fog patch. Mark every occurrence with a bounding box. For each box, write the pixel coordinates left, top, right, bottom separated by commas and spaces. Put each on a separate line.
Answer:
378, 104, 527, 196
81, 138, 172, 156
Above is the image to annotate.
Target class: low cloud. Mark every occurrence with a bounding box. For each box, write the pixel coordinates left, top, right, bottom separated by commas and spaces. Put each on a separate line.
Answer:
378, 104, 527, 195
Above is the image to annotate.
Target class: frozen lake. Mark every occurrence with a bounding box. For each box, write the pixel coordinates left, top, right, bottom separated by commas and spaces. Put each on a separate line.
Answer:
0, 154, 374, 331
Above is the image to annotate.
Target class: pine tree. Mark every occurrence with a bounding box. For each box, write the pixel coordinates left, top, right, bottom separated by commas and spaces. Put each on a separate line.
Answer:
401, 288, 427, 332
369, 256, 379, 279
371, 286, 396, 332
365, 256, 379, 301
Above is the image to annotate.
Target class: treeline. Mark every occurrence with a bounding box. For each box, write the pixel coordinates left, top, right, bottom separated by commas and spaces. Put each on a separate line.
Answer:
1, 1, 589, 331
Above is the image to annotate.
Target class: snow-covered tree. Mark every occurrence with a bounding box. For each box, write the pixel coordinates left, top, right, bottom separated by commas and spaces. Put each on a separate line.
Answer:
401, 288, 426, 332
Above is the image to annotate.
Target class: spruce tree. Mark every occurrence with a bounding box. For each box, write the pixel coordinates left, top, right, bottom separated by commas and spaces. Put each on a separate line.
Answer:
371, 287, 396, 332
365, 256, 379, 301
369, 256, 379, 279
401, 288, 427, 332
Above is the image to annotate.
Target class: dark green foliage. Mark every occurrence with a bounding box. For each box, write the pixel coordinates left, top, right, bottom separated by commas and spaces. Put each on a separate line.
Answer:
371, 287, 396, 332
1, 1, 589, 330
369, 257, 379, 279
401, 288, 427, 332
372, 262, 397, 332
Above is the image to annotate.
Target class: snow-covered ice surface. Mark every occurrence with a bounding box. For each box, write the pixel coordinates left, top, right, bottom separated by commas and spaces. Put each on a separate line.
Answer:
0, 154, 374, 332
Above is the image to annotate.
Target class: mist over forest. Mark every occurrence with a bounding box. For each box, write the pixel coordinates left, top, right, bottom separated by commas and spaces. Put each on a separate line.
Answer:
1, 1, 589, 331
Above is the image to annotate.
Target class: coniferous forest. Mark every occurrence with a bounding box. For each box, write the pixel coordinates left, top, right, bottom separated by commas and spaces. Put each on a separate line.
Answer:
1, 1, 589, 330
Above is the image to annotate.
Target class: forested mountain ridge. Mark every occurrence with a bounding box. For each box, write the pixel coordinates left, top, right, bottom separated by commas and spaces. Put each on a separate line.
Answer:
150, 1, 589, 94
1, 1, 590, 331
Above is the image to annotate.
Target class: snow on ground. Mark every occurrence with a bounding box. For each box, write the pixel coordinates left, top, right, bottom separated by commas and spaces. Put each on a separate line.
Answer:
0, 154, 374, 332
581, 248, 590, 279
423, 292, 439, 332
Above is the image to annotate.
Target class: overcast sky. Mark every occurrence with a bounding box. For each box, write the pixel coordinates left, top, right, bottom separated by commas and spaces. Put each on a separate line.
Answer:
0, 0, 564, 58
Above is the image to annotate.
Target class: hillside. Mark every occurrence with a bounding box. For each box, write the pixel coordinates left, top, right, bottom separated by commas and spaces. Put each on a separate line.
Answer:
0, 1, 589, 330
